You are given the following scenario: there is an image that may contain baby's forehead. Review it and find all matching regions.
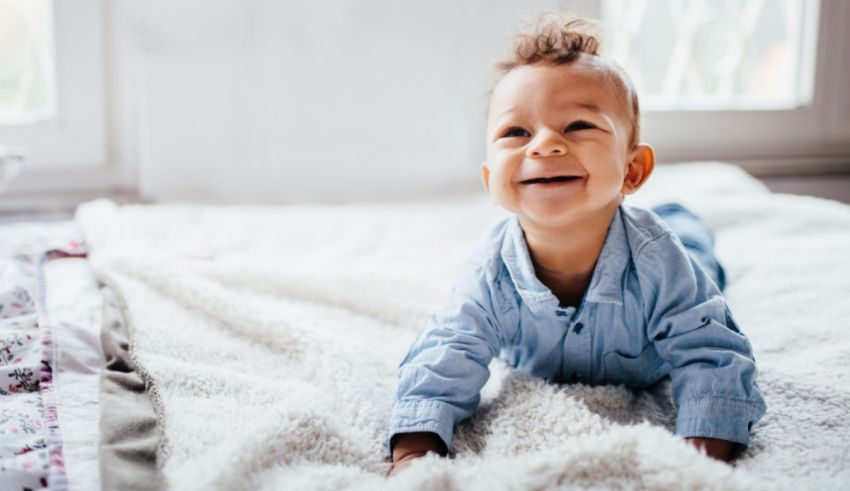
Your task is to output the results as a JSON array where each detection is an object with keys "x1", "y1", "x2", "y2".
[{"x1": 489, "y1": 56, "x2": 633, "y2": 123}]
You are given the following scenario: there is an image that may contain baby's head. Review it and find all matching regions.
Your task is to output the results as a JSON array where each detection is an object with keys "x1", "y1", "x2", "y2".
[{"x1": 483, "y1": 13, "x2": 655, "y2": 229}]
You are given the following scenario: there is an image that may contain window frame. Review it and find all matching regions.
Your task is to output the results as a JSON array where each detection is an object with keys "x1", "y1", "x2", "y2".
[
  {"x1": 579, "y1": 0, "x2": 850, "y2": 174},
  {"x1": 0, "y1": 0, "x2": 134, "y2": 199}
]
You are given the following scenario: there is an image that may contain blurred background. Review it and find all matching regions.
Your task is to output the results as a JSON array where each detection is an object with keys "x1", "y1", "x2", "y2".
[{"x1": 0, "y1": 0, "x2": 848, "y2": 215}]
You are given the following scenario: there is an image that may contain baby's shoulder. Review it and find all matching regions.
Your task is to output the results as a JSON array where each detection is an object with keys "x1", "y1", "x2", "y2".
[
  {"x1": 619, "y1": 205, "x2": 692, "y2": 279},
  {"x1": 619, "y1": 205, "x2": 676, "y2": 254},
  {"x1": 467, "y1": 216, "x2": 514, "y2": 277},
  {"x1": 444, "y1": 217, "x2": 518, "y2": 311}
]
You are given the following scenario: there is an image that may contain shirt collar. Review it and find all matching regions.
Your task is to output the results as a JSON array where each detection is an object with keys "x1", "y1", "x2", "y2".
[{"x1": 500, "y1": 206, "x2": 631, "y2": 313}]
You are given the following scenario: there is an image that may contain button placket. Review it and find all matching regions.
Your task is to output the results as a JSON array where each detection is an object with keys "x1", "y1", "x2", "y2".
[
  {"x1": 569, "y1": 318, "x2": 589, "y2": 382},
  {"x1": 557, "y1": 308, "x2": 587, "y2": 383},
  {"x1": 558, "y1": 309, "x2": 575, "y2": 382},
  {"x1": 580, "y1": 318, "x2": 592, "y2": 382}
]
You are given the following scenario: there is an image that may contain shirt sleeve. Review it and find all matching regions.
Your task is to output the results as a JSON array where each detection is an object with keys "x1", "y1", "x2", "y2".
[
  {"x1": 387, "y1": 262, "x2": 515, "y2": 456},
  {"x1": 637, "y1": 232, "x2": 767, "y2": 446}
]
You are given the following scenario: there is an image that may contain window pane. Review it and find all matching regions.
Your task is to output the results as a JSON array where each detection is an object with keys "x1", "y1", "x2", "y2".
[
  {"x1": 601, "y1": 0, "x2": 819, "y2": 110},
  {"x1": 0, "y1": 0, "x2": 55, "y2": 123}
]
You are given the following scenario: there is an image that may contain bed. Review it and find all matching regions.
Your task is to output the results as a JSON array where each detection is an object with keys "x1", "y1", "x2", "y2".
[{"x1": 1, "y1": 162, "x2": 848, "y2": 490}]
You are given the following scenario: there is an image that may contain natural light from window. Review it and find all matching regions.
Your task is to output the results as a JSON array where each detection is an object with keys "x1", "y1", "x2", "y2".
[
  {"x1": 0, "y1": 0, "x2": 55, "y2": 124},
  {"x1": 601, "y1": 0, "x2": 820, "y2": 111}
]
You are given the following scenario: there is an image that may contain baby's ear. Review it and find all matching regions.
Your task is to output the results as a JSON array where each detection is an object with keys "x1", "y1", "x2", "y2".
[
  {"x1": 481, "y1": 162, "x2": 491, "y2": 192},
  {"x1": 621, "y1": 144, "x2": 655, "y2": 195}
]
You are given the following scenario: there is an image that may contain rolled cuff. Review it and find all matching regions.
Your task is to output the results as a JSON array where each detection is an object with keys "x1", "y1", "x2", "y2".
[
  {"x1": 387, "y1": 399, "x2": 456, "y2": 458},
  {"x1": 675, "y1": 396, "x2": 765, "y2": 446}
]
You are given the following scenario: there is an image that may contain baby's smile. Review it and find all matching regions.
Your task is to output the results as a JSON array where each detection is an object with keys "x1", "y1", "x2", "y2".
[
  {"x1": 520, "y1": 175, "x2": 585, "y2": 185},
  {"x1": 518, "y1": 174, "x2": 586, "y2": 204}
]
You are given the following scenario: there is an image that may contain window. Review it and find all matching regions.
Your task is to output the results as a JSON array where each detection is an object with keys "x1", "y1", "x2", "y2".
[
  {"x1": 0, "y1": 0, "x2": 56, "y2": 123},
  {"x1": 0, "y1": 0, "x2": 114, "y2": 198},
  {"x1": 575, "y1": 0, "x2": 850, "y2": 173},
  {"x1": 601, "y1": 0, "x2": 819, "y2": 111}
]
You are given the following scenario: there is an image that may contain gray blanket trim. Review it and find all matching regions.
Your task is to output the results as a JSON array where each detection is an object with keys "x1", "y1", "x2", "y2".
[{"x1": 98, "y1": 278, "x2": 167, "y2": 491}]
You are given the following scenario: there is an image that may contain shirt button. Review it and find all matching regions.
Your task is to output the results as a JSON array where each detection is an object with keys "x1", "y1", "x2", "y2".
[{"x1": 573, "y1": 322, "x2": 584, "y2": 334}]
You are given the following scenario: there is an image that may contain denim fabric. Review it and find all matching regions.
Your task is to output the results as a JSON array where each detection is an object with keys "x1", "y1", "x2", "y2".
[
  {"x1": 652, "y1": 203, "x2": 726, "y2": 291},
  {"x1": 389, "y1": 204, "x2": 766, "y2": 454}
]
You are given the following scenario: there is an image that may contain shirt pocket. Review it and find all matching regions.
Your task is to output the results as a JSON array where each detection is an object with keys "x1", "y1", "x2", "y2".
[{"x1": 602, "y1": 343, "x2": 667, "y2": 388}]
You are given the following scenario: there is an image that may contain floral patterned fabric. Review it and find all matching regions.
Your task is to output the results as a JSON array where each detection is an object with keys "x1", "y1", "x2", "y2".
[{"x1": 1, "y1": 223, "x2": 86, "y2": 491}]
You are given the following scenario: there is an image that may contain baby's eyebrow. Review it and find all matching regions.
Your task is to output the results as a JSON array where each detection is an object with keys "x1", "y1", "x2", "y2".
[
  {"x1": 496, "y1": 107, "x2": 518, "y2": 119},
  {"x1": 491, "y1": 102, "x2": 609, "y2": 132},
  {"x1": 563, "y1": 102, "x2": 603, "y2": 113},
  {"x1": 499, "y1": 103, "x2": 604, "y2": 118}
]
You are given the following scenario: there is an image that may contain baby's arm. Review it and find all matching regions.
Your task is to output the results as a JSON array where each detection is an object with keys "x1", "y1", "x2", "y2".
[
  {"x1": 639, "y1": 233, "x2": 767, "y2": 457},
  {"x1": 388, "y1": 263, "x2": 514, "y2": 473}
]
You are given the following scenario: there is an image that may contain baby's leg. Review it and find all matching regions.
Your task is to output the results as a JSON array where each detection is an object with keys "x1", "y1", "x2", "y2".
[{"x1": 651, "y1": 203, "x2": 727, "y2": 291}]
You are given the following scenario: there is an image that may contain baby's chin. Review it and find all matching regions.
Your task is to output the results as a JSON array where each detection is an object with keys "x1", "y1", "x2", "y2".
[
  {"x1": 513, "y1": 199, "x2": 620, "y2": 230},
  {"x1": 513, "y1": 203, "x2": 585, "y2": 229}
]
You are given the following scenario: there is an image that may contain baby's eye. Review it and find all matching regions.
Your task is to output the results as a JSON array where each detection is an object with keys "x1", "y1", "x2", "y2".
[
  {"x1": 565, "y1": 120, "x2": 596, "y2": 132},
  {"x1": 501, "y1": 127, "x2": 531, "y2": 138}
]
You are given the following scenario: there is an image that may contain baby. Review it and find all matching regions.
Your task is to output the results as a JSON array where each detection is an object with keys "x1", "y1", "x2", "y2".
[{"x1": 388, "y1": 14, "x2": 766, "y2": 474}]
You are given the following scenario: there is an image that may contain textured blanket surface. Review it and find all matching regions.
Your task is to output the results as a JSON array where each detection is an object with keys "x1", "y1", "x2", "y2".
[{"x1": 76, "y1": 163, "x2": 850, "y2": 490}]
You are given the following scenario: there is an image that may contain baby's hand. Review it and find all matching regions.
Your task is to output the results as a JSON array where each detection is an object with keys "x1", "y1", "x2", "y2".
[
  {"x1": 387, "y1": 432, "x2": 446, "y2": 477},
  {"x1": 686, "y1": 437, "x2": 735, "y2": 462},
  {"x1": 388, "y1": 449, "x2": 431, "y2": 476}
]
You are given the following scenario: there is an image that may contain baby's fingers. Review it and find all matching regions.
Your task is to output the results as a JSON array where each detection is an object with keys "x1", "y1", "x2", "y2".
[{"x1": 387, "y1": 458, "x2": 414, "y2": 477}]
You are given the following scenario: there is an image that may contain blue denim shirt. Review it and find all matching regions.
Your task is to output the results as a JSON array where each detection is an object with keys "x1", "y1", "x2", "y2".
[{"x1": 389, "y1": 204, "x2": 766, "y2": 453}]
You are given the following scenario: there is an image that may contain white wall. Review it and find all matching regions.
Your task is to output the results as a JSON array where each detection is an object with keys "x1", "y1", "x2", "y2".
[
  {"x1": 104, "y1": 0, "x2": 849, "y2": 204},
  {"x1": 122, "y1": 0, "x2": 572, "y2": 203}
]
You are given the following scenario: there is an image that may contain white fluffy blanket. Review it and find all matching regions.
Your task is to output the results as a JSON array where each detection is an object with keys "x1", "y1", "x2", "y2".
[{"x1": 76, "y1": 163, "x2": 850, "y2": 490}]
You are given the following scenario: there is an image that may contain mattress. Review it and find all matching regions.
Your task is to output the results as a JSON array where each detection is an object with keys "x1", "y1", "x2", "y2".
[{"x1": 1, "y1": 162, "x2": 849, "y2": 490}]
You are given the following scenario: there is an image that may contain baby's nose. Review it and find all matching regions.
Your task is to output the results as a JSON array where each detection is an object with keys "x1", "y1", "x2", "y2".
[
  {"x1": 532, "y1": 146, "x2": 565, "y2": 156},
  {"x1": 529, "y1": 135, "x2": 568, "y2": 157}
]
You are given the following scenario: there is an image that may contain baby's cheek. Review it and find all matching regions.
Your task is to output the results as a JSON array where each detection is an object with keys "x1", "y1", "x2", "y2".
[
  {"x1": 494, "y1": 188, "x2": 521, "y2": 213},
  {"x1": 491, "y1": 188, "x2": 513, "y2": 207}
]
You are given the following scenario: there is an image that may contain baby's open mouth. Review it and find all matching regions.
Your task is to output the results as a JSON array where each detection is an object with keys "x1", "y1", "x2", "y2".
[{"x1": 520, "y1": 175, "x2": 583, "y2": 184}]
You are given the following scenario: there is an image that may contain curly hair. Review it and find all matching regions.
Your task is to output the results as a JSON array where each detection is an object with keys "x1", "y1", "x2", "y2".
[{"x1": 494, "y1": 13, "x2": 641, "y2": 149}]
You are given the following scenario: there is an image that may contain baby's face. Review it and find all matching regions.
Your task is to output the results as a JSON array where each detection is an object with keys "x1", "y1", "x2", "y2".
[{"x1": 483, "y1": 57, "x2": 639, "y2": 228}]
